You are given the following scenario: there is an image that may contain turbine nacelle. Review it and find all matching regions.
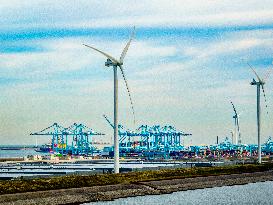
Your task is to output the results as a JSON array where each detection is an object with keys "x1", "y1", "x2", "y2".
[
  {"x1": 83, "y1": 27, "x2": 136, "y2": 124},
  {"x1": 105, "y1": 59, "x2": 124, "y2": 67},
  {"x1": 250, "y1": 78, "x2": 264, "y2": 85},
  {"x1": 250, "y1": 79, "x2": 265, "y2": 85},
  {"x1": 250, "y1": 79, "x2": 257, "y2": 85},
  {"x1": 105, "y1": 59, "x2": 115, "y2": 67}
]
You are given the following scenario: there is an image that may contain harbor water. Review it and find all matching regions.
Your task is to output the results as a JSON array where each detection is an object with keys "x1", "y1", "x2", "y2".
[
  {"x1": 0, "y1": 148, "x2": 46, "y2": 158},
  {"x1": 85, "y1": 181, "x2": 273, "y2": 205}
]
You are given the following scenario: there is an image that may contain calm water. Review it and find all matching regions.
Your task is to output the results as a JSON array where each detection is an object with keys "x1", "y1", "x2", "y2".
[
  {"x1": 85, "y1": 181, "x2": 273, "y2": 205},
  {"x1": 0, "y1": 149, "x2": 47, "y2": 158}
]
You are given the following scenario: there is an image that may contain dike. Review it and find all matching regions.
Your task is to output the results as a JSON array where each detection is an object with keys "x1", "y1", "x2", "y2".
[{"x1": 1, "y1": 163, "x2": 273, "y2": 204}]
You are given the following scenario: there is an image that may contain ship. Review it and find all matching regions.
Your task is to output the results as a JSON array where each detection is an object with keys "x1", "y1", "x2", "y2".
[{"x1": 35, "y1": 144, "x2": 51, "y2": 153}]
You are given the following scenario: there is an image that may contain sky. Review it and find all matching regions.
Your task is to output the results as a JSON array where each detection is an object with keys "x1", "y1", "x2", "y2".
[{"x1": 0, "y1": 0, "x2": 273, "y2": 145}]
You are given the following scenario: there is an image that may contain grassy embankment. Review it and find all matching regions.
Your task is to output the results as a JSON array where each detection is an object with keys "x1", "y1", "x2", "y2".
[{"x1": 1, "y1": 163, "x2": 273, "y2": 195}]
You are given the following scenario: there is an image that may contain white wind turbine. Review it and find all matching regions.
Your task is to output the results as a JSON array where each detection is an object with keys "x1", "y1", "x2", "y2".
[
  {"x1": 83, "y1": 28, "x2": 135, "y2": 173},
  {"x1": 248, "y1": 63, "x2": 272, "y2": 164},
  {"x1": 230, "y1": 101, "x2": 241, "y2": 145}
]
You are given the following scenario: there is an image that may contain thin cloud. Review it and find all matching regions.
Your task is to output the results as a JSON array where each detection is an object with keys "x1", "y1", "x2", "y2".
[{"x1": 1, "y1": 1, "x2": 273, "y2": 144}]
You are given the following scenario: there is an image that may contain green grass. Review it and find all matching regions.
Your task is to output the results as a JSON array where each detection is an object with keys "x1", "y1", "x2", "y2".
[{"x1": 1, "y1": 163, "x2": 273, "y2": 195}]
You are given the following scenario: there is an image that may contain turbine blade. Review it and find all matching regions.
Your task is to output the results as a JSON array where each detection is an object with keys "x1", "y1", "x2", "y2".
[
  {"x1": 247, "y1": 63, "x2": 263, "y2": 82},
  {"x1": 230, "y1": 101, "x2": 237, "y2": 116},
  {"x1": 119, "y1": 65, "x2": 136, "y2": 124},
  {"x1": 261, "y1": 84, "x2": 269, "y2": 114},
  {"x1": 83, "y1": 44, "x2": 119, "y2": 64},
  {"x1": 103, "y1": 114, "x2": 114, "y2": 129},
  {"x1": 120, "y1": 27, "x2": 135, "y2": 63}
]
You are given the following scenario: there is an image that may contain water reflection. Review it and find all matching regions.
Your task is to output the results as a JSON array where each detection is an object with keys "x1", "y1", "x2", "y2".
[{"x1": 85, "y1": 181, "x2": 273, "y2": 205}]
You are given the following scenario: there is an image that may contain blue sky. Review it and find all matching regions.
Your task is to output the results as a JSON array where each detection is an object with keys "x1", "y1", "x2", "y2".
[{"x1": 0, "y1": 0, "x2": 273, "y2": 145}]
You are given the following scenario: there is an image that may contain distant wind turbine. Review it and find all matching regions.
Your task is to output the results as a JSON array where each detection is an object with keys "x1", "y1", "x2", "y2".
[
  {"x1": 230, "y1": 101, "x2": 241, "y2": 145},
  {"x1": 83, "y1": 27, "x2": 135, "y2": 173},
  {"x1": 248, "y1": 63, "x2": 272, "y2": 163}
]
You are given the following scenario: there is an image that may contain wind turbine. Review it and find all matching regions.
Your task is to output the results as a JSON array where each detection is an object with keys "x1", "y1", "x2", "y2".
[
  {"x1": 83, "y1": 28, "x2": 135, "y2": 173},
  {"x1": 248, "y1": 63, "x2": 271, "y2": 164},
  {"x1": 230, "y1": 101, "x2": 241, "y2": 145}
]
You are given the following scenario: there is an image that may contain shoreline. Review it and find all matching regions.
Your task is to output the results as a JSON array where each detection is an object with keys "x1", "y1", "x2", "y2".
[{"x1": 1, "y1": 170, "x2": 273, "y2": 205}]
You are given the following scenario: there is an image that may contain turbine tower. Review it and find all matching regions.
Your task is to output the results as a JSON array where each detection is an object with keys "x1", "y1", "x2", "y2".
[
  {"x1": 84, "y1": 28, "x2": 135, "y2": 173},
  {"x1": 248, "y1": 63, "x2": 268, "y2": 164},
  {"x1": 230, "y1": 131, "x2": 234, "y2": 144},
  {"x1": 230, "y1": 101, "x2": 241, "y2": 145}
]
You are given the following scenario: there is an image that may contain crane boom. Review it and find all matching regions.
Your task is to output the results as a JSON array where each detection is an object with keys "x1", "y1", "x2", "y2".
[{"x1": 103, "y1": 115, "x2": 114, "y2": 128}]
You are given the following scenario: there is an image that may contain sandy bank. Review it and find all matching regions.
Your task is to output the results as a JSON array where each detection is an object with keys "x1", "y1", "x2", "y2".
[{"x1": 0, "y1": 170, "x2": 273, "y2": 205}]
